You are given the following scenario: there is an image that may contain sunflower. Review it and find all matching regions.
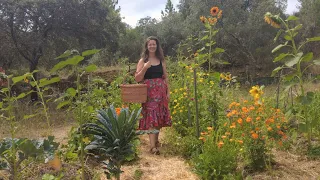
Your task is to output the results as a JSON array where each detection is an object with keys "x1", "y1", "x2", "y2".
[
  {"x1": 208, "y1": 17, "x2": 217, "y2": 25},
  {"x1": 264, "y1": 12, "x2": 281, "y2": 28},
  {"x1": 249, "y1": 85, "x2": 263, "y2": 100},
  {"x1": 210, "y1": 7, "x2": 219, "y2": 16},
  {"x1": 225, "y1": 74, "x2": 232, "y2": 81},
  {"x1": 220, "y1": 73, "x2": 226, "y2": 79},
  {"x1": 217, "y1": 10, "x2": 223, "y2": 19},
  {"x1": 200, "y1": 16, "x2": 207, "y2": 23}
]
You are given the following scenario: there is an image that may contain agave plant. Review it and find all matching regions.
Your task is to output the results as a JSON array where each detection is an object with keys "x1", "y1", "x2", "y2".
[{"x1": 82, "y1": 105, "x2": 141, "y2": 180}]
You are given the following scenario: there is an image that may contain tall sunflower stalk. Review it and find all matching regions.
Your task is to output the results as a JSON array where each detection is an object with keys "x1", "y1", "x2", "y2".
[
  {"x1": 265, "y1": 12, "x2": 320, "y2": 147},
  {"x1": 199, "y1": 6, "x2": 224, "y2": 72}
]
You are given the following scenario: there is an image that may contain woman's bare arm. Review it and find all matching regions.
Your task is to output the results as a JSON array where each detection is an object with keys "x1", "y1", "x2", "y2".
[{"x1": 135, "y1": 59, "x2": 151, "y2": 82}]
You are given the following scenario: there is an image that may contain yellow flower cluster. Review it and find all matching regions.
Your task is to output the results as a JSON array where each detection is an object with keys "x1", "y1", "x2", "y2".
[
  {"x1": 171, "y1": 87, "x2": 189, "y2": 115},
  {"x1": 249, "y1": 85, "x2": 264, "y2": 102},
  {"x1": 220, "y1": 73, "x2": 232, "y2": 81}
]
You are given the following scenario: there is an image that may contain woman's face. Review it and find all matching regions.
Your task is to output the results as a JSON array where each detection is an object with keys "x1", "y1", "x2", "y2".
[{"x1": 147, "y1": 40, "x2": 157, "y2": 53}]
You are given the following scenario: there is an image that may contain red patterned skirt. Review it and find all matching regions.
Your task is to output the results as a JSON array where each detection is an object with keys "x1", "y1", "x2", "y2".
[{"x1": 139, "y1": 78, "x2": 172, "y2": 130}]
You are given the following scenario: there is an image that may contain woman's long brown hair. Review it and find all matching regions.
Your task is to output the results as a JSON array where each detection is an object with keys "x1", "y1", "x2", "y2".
[{"x1": 141, "y1": 36, "x2": 164, "y2": 63}]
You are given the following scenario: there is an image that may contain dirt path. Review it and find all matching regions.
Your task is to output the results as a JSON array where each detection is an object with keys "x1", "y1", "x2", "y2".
[{"x1": 118, "y1": 134, "x2": 199, "y2": 180}]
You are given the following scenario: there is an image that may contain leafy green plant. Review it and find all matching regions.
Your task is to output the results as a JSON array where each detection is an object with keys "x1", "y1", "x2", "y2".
[
  {"x1": 265, "y1": 12, "x2": 320, "y2": 147},
  {"x1": 0, "y1": 136, "x2": 59, "y2": 179},
  {"x1": 162, "y1": 128, "x2": 202, "y2": 159},
  {"x1": 17, "y1": 71, "x2": 60, "y2": 132},
  {"x1": 51, "y1": 49, "x2": 100, "y2": 180},
  {"x1": 192, "y1": 126, "x2": 239, "y2": 179},
  {"x1": 82, "y1": 105, "x2": 141, "y2": 180},
  {"x1": 42, "y1": 173, "x2": 64, "y2": 180},
  {"x1": 0, "y1": 70, "x2": 60, "y2": 179}
]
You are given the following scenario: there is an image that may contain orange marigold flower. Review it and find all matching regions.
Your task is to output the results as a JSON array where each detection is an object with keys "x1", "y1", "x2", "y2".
[
  {"x1": 242, "y1": 107, "x2": 248, "y2": 113},
  {"x1": 235, "y1": 103, "x2": 240, "y2": 107},
  {"x1": 255, "y1": 127, "x2": 260, "y2": 131},
  {"x1": 282, "y1": 135, "x2": 287, "y2": 139},
  {"x1": 237, "y1": 118, "x2": 243, "y2": 124},
  {"x1": 218, "y1": 141, "x2": 224, "y2": 148},
  {"x1": 256, "y1": 116, "x2": 261, "y2": 121},
  {"x1": 277, "y1": 125, "x2": 281, "y2": 129},
  {"x1": 246, "y1": 117, "x2": 252, "y2": 123},
  {"x1": 207, "y1": 126, "x2": 213, "y2": 131},
  {"x1": 230, "y1": 122, "x2": 236, "y2": 129},
  {"x1": 267, "y1": 127, "x2": 273, "y2": 131},
  {"x1": 115, "y1": 108, "x2": 121, "y2": 116},
  {"x1": 221, "y1": 135, "x2": 227, "y2": 139},
  {"x1": 278, "y1": 141, "x2": 283, "y2": 146},
  {"x1": 252, "y1": 133, "x2": 259, "y2": 139},
  {"x1": 201, "y1": 132, "x2": 208, "y2": 136},
  {"x1": 200, "y1": 16, "x2": 207, "y2": 23},
  {"x1": 210, "y1": 7, "x2": 219, "y2": 16},
  {"x1": 231, "y1": 110, "x2": 238, "y2": 115},
  {"x1": 238, "y1": 140, "x2": 243, "y2": 144},
  {"x1": 199, "y1": 137, "x2": 206, "y2": 142},
  {"x1": 227, "y1": 112, "x2": 233, "y2": 117},
  {"x1": 243, "y1": 100, "x2": 248, "y2": 103}
]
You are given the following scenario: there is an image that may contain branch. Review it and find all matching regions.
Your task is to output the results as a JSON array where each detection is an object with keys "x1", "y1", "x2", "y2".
[
  {"x1": 8, "y1": 12, "x2": 32, "y2": 63},
  {"x1": 223, "y1": 29, "x2": 256, "y2": 63}
]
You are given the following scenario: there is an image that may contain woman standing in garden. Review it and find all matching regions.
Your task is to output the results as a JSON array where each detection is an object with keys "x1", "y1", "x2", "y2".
[{"x1": 135, "y1": 36, "x2": 172, "y2": 155}]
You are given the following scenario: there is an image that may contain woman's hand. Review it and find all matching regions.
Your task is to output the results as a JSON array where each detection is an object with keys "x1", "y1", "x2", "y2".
[{"x1": 144, "y1": 61, "x2": 152, "y2": 69}]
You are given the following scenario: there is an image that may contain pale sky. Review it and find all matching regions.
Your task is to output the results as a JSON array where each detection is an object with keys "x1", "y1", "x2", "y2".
[{"x1": 118, "y1": 0, "x2": 300, "y2": 27}]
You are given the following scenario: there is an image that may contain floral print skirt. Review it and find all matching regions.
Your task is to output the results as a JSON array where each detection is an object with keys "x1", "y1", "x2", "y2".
[{"x1": 139, "y1": 78, "x2": 172, "y2": 130}]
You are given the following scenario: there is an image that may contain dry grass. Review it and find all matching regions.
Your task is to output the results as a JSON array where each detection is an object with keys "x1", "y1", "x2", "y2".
[
  {"x1": 250, "y1": 150, "x2": 320, "y2": 180},
  {"x1": 0, "y1": 101, "x2": 75, "y2": 140},
  {"x1": 117, "y1": 133, "x2": 199, "y2": 180}
]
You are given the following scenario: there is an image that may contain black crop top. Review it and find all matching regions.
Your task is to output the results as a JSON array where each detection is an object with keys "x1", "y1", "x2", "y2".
[{"x1": 144, "y1": 61, "x2": 163, "y2": 79}]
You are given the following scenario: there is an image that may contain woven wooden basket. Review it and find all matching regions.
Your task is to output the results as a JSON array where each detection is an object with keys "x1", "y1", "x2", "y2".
[{"x1": 120, "y1": 84, "x2": 147, "y2": 103}]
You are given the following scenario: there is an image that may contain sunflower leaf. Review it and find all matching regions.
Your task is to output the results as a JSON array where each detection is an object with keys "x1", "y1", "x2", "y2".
[
  {"x1": 271, "y1": 66, "x2": 283, "y2": 77},
  {"x1": 286, "y1": 15, "x2": 299, "y2": 21},
  {"x1": 314, "y1": 59, "x2": 320, "y2": 65},
  {"x1": 272, "y1": 44, "x2": 286, "y2": 53},
  {"x1": 301, "y1": 52, "x2": 313, "y2": 63},
  {"x1": 285, "y1": 52, "x2": 303, "y2": 67},
  {"x1": 307, "y1": 37, "x2": 320, "y2": 42},
  {"x1": 274, "y1": 29, "x2": 283, "y2": 42},
  {"x1": 274, "y1": 53, "x2": 293, "y2": 62}
]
